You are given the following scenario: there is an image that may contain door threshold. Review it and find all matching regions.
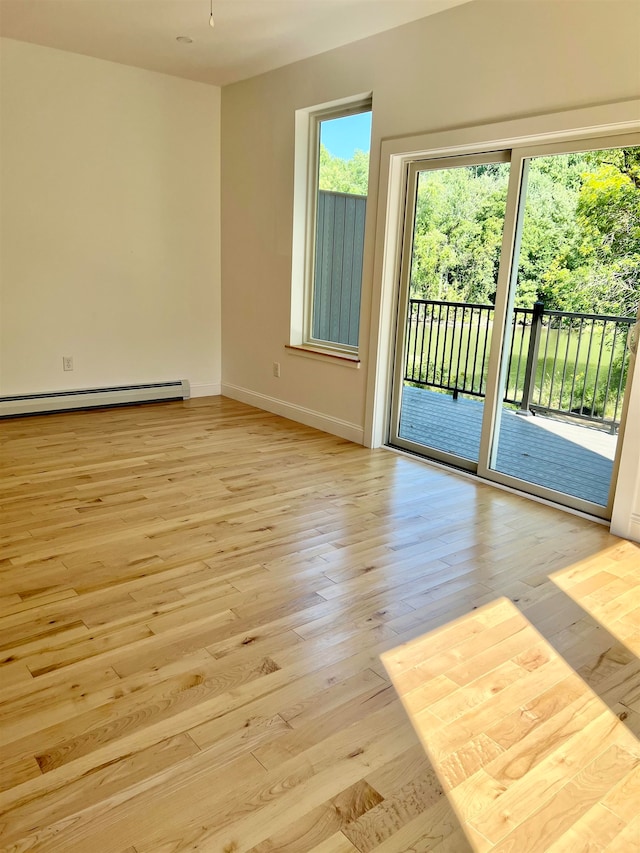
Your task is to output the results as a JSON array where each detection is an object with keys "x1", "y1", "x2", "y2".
[{"x1": 383, "y1": 443, "x2": 610, "y2": 527}]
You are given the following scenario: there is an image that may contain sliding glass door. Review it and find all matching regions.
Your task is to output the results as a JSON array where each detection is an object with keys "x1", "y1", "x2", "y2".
[
  {"x1": 389, "y1": 137, "x2": 640, "y2": 518},
  {"x1": 390, "y1": 152, "x2": 511, "y2": 470}
]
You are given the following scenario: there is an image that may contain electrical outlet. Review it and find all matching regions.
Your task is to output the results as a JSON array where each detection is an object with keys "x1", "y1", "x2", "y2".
[
  {"x1": 273, "y1": 361, "x2": 281, "y2": 378},
  {"x1": 63, "y1": 356, "x2": 74, "y2": 371}
]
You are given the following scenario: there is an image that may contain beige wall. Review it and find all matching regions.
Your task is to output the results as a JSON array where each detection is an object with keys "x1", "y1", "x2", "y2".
[
  {"x1": 220, "y1": 0, "x2": 640, "y2": 440},
  {"x1": 0, "y1": 38, "x2": 221, "y2": 397}
]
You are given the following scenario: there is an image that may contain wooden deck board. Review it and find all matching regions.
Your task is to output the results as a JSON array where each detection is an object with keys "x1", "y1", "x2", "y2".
[{"x1": 398, "y1": 385, "x2": 616, "y2": 505}]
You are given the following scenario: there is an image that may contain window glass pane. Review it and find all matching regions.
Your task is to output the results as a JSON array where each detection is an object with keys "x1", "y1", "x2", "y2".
[
  {"x1": 311, "y1": 109, "x2": 371, "y2": 347},
  {"x1": 318, "y1": 112, "x2": 371, "y2": 194},
  {"x1": 490, "y1": 146, "x2": 640, "y2": 506},
  {"x1": 397, "y1": 160, "x2": 511, "y2": 464}
]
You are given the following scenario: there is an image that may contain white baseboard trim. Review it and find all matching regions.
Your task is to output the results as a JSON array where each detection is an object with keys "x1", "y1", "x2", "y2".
[
  {"x1": 629, "y1": 512, "x2": 640, "y2": 544},
  {"x1": 611, "y1": 510, "x2": 640, "y2": 543},
  {"x1": 190, "y1": 383, "x2": 222, "y2": 398},
  {"x1": 221, "y1": 383, "x2": 364, "y2": 444},
  {"x1": 0, "y1": 381, "x2": 190, "y2": 417}
]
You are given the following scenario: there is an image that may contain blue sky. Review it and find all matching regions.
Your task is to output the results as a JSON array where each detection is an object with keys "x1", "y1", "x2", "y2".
[{"x1": 320, "y1": 111, "x2": 372, "y2": 160}]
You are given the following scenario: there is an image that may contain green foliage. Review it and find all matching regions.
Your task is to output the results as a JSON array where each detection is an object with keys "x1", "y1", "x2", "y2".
[
  {"x1": 318, "y1": 145, "x2": 369, "y2": 196},
  {"x1": 409, "y1": 147, "x2": 640, "y2": 317},
  {"x1": 410, "y1": 166, "x2": 510, "y2": 304}
]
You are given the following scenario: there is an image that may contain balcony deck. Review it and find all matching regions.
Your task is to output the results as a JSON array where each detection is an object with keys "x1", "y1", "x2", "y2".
[{"x1": 397, "y1": 385, "x2": 617, "y2": 506}]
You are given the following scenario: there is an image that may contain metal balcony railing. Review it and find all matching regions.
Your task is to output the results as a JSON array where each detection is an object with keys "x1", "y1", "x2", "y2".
[{"x1": 404, "y1": 298, "x2": 635, "y2": 431}]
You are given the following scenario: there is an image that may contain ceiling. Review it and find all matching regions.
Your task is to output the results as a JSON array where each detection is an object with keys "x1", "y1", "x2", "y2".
[{"x1": 0, "y1": 0, "x2": 472, "y2": 87}]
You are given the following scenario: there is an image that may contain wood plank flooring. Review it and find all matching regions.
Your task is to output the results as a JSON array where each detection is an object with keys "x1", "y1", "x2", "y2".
[
  {"x1": 0, "y1": 396, "x2": 639, "y2": 852},
  {"x1": 382, "y1": 598, "x2": 640, "y2": 852}
]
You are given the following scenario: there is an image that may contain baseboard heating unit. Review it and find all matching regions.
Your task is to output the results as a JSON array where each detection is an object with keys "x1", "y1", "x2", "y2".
[{"x1": 0, "y1": 380, "x2": 190, "y2": 418}]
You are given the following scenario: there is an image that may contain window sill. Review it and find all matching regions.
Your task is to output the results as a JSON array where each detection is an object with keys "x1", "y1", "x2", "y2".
[{"x1": 285, "y1": 344, "x2": 361, "y2": 368}]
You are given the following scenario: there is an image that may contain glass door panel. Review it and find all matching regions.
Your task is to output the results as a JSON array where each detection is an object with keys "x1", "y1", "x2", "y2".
[
  {"x1": 488, "y1": 146, "x2": 640, "y2": 512},
  {"x1": 390, "y1": 154, "x2": 511, "y2": 469}
]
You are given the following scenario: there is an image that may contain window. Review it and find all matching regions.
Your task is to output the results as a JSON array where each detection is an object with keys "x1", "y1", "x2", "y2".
[{"x1": 291, "y1": 96, "x2": 372, "y2": 356}]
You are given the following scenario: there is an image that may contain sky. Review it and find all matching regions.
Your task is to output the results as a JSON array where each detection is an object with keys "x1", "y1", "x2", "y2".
[{"x1": 320, "y1": 111, "x2": 372, "y2": 160}]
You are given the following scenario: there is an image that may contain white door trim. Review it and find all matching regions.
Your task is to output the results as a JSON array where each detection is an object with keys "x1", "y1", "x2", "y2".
[{"x1": 365, "y1": 99, "x2": 640, "y2": 530}]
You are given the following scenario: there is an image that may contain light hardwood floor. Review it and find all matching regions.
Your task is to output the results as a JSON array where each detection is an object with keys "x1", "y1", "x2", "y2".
[
  {"x1": 382, "y1": 598, "x2": 640, "y2": 852},
  {"x1": 0, "y1": 396, "x2": 638, "y2": 852}
]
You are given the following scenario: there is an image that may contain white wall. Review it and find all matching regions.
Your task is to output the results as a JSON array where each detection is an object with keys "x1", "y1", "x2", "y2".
[{"x1": 0, "y1": 39, "x2": 221, "y2": 398}]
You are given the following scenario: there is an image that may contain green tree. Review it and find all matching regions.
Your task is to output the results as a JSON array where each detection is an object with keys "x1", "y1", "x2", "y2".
[
  {"x1": 518, "y1": 157, "x2": 583, "y2": 309},
  {"x1": 408, "y1": 146, "x2": 640, "y2": 317},
  {"x1": 411, "y1": 164, "x2": 510, "y2": 303},
  {"x1": 533, "y1": 150, "x2": 640, "y2": 315},
  {"x1": 318, "y1": 146, "x2": 369, "y2": 195}
]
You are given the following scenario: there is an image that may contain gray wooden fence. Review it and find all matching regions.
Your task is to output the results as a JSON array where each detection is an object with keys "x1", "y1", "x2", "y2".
[{"x1": 312, "y1": 190, "x2": 366, "y2": 347}]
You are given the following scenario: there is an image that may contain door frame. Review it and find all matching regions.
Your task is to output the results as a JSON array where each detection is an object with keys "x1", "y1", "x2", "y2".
[
  {"x1": 364, "y1": 100, "x2": 640, "y2": 521},
  {"x1": 388, "y1": 150, "x2": 511, "y2": 473},
  {"x1": 478, "y1": 135, "x2": 640, "y2": 519}
]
